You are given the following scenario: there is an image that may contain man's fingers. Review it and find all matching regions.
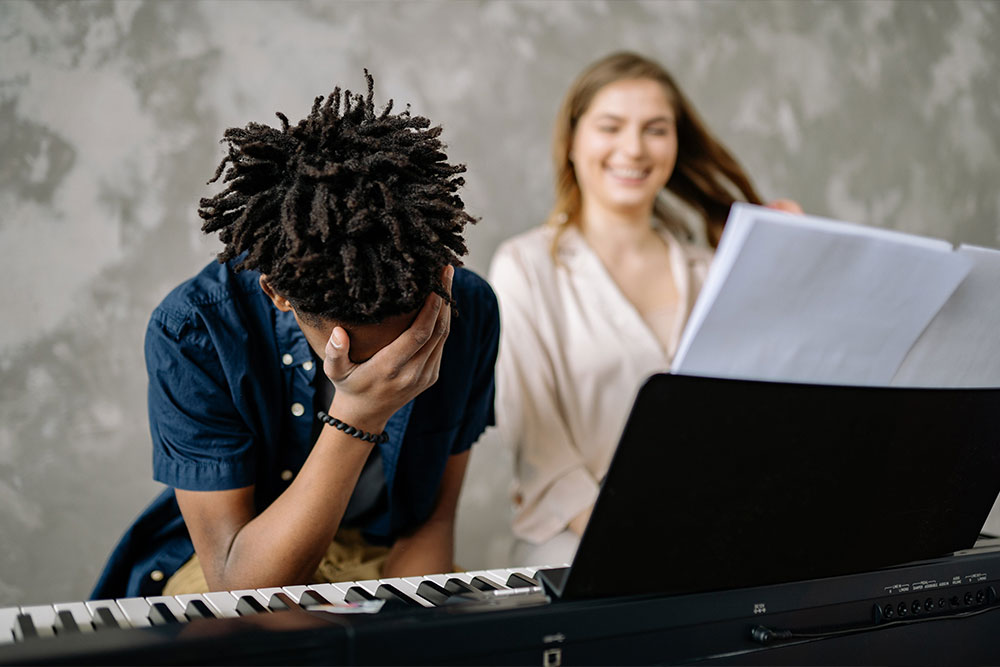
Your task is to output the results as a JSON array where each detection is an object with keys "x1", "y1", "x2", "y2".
[{"x1": 324, "y1": 326, "x2": 356, "y2": 381}]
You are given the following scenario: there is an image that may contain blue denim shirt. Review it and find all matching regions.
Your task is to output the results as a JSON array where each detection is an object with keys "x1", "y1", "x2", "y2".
[{"x1": 91, "y1": 259, "x2": 498, "y2": 599}]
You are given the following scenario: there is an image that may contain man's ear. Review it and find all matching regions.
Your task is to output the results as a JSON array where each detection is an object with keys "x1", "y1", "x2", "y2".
[{"x1": 259, "y1": 275, "x2": 294, "y2": 312}]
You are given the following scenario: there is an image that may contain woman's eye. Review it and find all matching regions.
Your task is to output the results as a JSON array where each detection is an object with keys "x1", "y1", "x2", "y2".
[
  {"x1": 597, "y1": 125, "x2": 619, "y2": 133},
  {"x1": 646, "y1": 126, "x2": 670, "y2": 136}
]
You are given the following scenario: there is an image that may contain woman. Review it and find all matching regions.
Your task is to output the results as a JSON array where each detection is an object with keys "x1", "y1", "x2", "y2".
[{"x1": 489, "y1": 52, "x2": 800, "y2": 566}]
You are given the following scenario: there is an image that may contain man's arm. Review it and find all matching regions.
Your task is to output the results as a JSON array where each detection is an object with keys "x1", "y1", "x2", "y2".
[
  {"x1": 175, "y1": 267, "x2": 454, "y2": 592},
  {"x1": 381, "y1": 449, "x2": 470, "y2": 577}
]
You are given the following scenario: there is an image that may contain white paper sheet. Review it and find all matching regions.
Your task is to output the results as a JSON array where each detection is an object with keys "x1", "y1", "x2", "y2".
[
  {"x1": 891, "y1": 245, "x2": 1000, "y2": 387},
  {"x1": 671, "y1": 204, "x2": 972, "y2": 386}
]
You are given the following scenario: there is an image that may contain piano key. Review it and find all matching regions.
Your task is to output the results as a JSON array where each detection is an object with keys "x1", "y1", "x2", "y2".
[
  {"x1": 53, "y1": 602, "x2": 95, "y2": 633},
  {"x1": 267, "y1": 592, "x2": 301, "y2": 612},
  {"x1": 235, "y1": 595, "x2": 268, "y2": 616},
  {"x1": 115, "y1": 597, "x2": 152, "y2": 628},
  {"x1": 86, "y1": 600, "x2": 129, "y2": 628},
  {"x1": 415, "y1": 580, "x2": 454, "y2": 605},
  {"x1": 147, "y1": 602, "x2": 181, "y2": 625},
  {"x1": 13, "y1": 614, "x2": 38, "y2": 641},
  {"x1": 18, "y1": 605, "x2": 57, "y2": 638},
  {"x1": 183, "y1": 599, "x2": 217, "y2": 620},
  {"x1": 145, "y1": 596, "x2": 187, "y2": 622},
  {"x1": 53, "y1": 610, "x2": 80, "y2": 635},
  {"x1": 374, "y1": 583, "x2": 423, "y2": 607},
  {"x1": 379, "y1": 579, "x2": 434, "y2": 608},
  {"x1": 444, "y1": 578, "x2": 485, "y2": 598},
  {"x1": 202, "y1": 592, "x2": 242, "y2": 618},
  {"x1": 255, "y1": 587, "x2": 285, "y2": 603},
  {"x1": 506, "y1": 572, "x2": 540, "y2": 589},
  {"x1": 298, "y1": 589, "x2": 332, "y2": 608},
  {"x1": 309, "y1": 583, "x2": 348, "y2": 604},
  {"x1": 470, "y1": 575, "x2": 503, "y2": 591},
  {"x1": 344, "y1": 586, "x2": 377, "y2": 603},
  {"x1": 91, "y1": 607, "x2": 122, "y2": 631},
  {"x1": 231, "y1": 589, "x2": 270, "y2": 607},
  {"x1": 1, "y1": 607, "x2": 23, "y2": 644},
  {"x1": 281, "y1": 585, "x2": 311, "y2": 604}
]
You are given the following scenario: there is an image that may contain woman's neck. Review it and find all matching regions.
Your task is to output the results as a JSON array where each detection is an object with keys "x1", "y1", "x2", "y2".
[{"x1": 579, "y1": 200, "x2": 660, "y2": 255}]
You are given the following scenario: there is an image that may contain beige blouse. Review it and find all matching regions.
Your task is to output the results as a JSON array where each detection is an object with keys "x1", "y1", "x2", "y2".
[{"x1": 488, "y1": 223, "x2": 713, "y2": 546}]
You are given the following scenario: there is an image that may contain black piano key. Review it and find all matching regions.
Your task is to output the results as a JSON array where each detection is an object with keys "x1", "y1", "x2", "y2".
[
  {"x1": 375, "y1": 584, "x2": 422, "y2": 607},
  {"x1": 445, "y1": 578, "x2": 485, "y2": 597},
  {"x1": 147, "y1": 602, "x2": 180, "y2": 625},
  {"x1": 184, "y1": 599, "x2": 217, "y2": 620},
  {"x1": 53, "y1": 610, "x2": 81, "y2": 634},
  {"x1": 268, "y1": 592, "x2": 302, "y2": 612},
  {"x1": 415, "y1": 580, "x2": 454, "y2": 605},
  {"x1": 298, "y1": 590, "x2": 332, "y2": 608},
  {"x1": 344, "y1": 586, "x2": 377, "y2": 603},
  {"x1": 235, "y1": 595, "x2": 268, "y2": 616},
  {"x1": 506, "y1": 572, "x2": 540, "y2": 589},
  {"x1": 470, "y1": 575, "x2": 502, "y2": 591},
  {"x1": 13, "y1": 614, "x2": 39, "y2": 641},
  {"x1": 92, "y1": 606, "x2": 120, "y2": 631}
]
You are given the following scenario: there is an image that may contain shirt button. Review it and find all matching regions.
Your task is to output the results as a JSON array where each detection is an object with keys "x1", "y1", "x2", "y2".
[
  {"x1": 282, "y1": 353, "x2": 294, "y2": 365},
  {"x1": 281, "y1": 469, "x2": 294, "y2": 482},
  {"x1": 150, "y1": 570, "x2": 165, "y2": 582},
  {"x1": 291, "y1": 402, "x2": 305, "y2": 417},
  {"x1": 302, "y1": 361, "x2": 314, "y2": 371}
]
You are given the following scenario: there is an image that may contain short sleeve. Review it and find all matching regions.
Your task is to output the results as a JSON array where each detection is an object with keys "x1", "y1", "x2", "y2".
[
  {"x1": 450, "y1": 271, "x2": 500, "y2": 455},
  {"x1": 146, "y1": 311, "x2": 256, "y2": 491}
]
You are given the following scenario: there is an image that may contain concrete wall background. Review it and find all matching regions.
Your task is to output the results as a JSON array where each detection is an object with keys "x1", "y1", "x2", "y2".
[{"x1": 1, "y1": 0, "x2": 998, "y2": 605}]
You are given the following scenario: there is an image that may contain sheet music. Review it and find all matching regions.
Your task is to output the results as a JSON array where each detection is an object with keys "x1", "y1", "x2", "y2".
[
  {"x1": 891, "y1": 244, "x2": 1000, "y2": 387},
  {"x1": 671, "y1": 203, "x2": 972, "y2": 386}
]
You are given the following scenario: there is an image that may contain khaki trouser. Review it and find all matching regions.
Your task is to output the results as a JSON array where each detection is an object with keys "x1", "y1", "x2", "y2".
[{"x1": 163, "y1": 528, "x2": 390, "y2": 595}]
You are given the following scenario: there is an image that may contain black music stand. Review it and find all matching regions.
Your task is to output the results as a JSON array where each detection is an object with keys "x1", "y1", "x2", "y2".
[{"x1": 538, "y1": 373, "x2": 1000, "y2": 600}]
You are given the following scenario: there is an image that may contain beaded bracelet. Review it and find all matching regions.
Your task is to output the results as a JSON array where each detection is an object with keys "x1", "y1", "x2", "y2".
[{"x1": 316, "y1": 410, "x2": 389, "y2": 444}]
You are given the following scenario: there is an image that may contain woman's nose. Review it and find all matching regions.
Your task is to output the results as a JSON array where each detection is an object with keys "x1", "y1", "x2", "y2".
[{"x1": 618, "y1": 128, "x2": 644, "y2": 157}]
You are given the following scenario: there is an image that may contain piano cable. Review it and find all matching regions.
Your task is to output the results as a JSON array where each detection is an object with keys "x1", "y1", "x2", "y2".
[{"x1": 751, "y1": 600, "x2": 1000, "y2": 646}]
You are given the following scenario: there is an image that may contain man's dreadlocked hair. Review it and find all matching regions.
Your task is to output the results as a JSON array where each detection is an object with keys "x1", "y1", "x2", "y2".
[{"x1": 198, "y1": 71, "x2": 475, "y2": 325}]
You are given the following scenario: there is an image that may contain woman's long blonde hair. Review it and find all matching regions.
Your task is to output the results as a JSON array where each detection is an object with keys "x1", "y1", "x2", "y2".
[{"x1": 549, "y1": 52, "x2": 762, "y2": 251}]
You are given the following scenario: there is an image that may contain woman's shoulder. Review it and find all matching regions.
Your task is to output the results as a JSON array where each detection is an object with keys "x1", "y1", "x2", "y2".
[{"x1": 491, "y1": 225, "x2": 564, "y2": 276}]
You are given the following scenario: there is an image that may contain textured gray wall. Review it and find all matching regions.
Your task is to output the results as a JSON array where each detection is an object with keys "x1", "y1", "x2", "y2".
[{"x1": 1, "y1": 0, "x2": 998, "y2": 606}]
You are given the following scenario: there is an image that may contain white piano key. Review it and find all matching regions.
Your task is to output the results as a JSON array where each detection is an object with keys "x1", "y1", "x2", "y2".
[
  {"x1": 145, "y1": 596, "x2": 187, "y2": 622},
  {"x1": 379, "y1": 578, "x2": 434, "y2": 607},
  {"x1": 19, "y1": 606, "x2": 57, "y2": 638},
  {"x1": 52, "y1": 602, "x2": 95, "y2": 633},
  {"x1": 407, "y1": 573, "x2": 450, "y2": 587},
  {"x1": 306, "y1": 583, "x2": 347, "y2": 605},
  {"x1": 0, "y1": 607, "x2": 21, "y2": 644},
  {"x1": 350, "y1": 579, "x2": 381, "y2": 595},
  {"x1": 467, "y1": 569, "x2": 509, "y2": 589},
  {"x1": 85, "y1": 600, "x2": 129, "y2": 627},
  {"x1": 116, "y1": 597, "x2": 152, "y2": 627},
  {"x1": 441, "y1": 570, "x2": 475, "y2": 584},
  {"x1": 231, "y1": 588, "x2": 270, "y2": 608},
  {"x1": 255, "y1": 587, "x2": 286, "y2": 607},
  {"x1": 280, "y1": 585, "x2": 310, "y2": 604},
  {"x1": 202, "y1": 591, "x2": 241, "y2": 618}
]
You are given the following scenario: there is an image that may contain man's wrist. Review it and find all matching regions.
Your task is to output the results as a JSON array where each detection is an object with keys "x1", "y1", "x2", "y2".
[{"x1": 326, "y1": 397, "x2": 390, "y2": 436}]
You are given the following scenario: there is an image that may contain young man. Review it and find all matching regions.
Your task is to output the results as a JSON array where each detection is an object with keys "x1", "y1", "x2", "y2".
[{"x1": 92, "y1": 73, "x2": 499, "y2": 597}]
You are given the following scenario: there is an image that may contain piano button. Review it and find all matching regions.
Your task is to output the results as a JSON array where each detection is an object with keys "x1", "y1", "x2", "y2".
[
  {"x1": 19, "y1": 605, "x2": 57, "y2": 638},
  {"x1": 13, "y1": 614, "x2": 39, "y2": 641},
  {"x1": 281, "y1": 585, "x2": 311, "y2": 604},
  {"x1": 415, "y1": 580, "x2": 454, "y2": 606},
  {"x1": 379, "y1": 579, "x2": 434, "y2": 608},
  {"x1": 298, "y1": 590, "x2": 332, "y2": 608},
  {"x1": 148, "y1": 601, "x2": 181, "y2": 625},
  {"x1": 309, "y1": 583, "x2": 347, "y2": 604},
  {"x1": 235, "y1": 595, "x2": 268, "y2": 616},
  {"x1": 202, "y1": 592, "x2": 242, "y2": 618},
  {"x1": 267, "y1": 592, "x2": 301, "y2": 612},
  {"x1": 445, "y1": 578, "x2": 485, "y2": 598},
  {"x1": 53, "y1": 610, "x2": 81, "y2": 634},
  {"x1": 86, "y1": 600, "x2": 128, "y2": 627},
  {"x1": 374, "y1": 583, "x2": 423, "y2": 607},
  {"x1": 506, "y1": 572, "x2": 540, "y2": 589},
  {"x1": 1, "y1": 607, "x2": 22, "y2": 644},
  {"x1": 231, "y1": 589, "x2": 270, "y2": 607},
  {"x1": 470, "y1": 575, "x2": 503, "y2": 591},
  {"x1": 183, "y1": 599, "x2": 217, "y2": 620},
  {"x1": 116, "y1": 597, "x2": 152, "y2": 627},
  {"x1": 344, "y1": 586, "x2": 377, "y2": 603},
  {"x1": 255, "y1": 587, "x2": 286, "y2": 604},
  {"x1": 91, "y1": 606, "x2": 122, "y2": 631},
  {"x1": 53, "y1": 602, "x2": 95, "y2": 633},
  {"x1": 145, "y1": 596, "x2": 187, "y2": 623}
]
